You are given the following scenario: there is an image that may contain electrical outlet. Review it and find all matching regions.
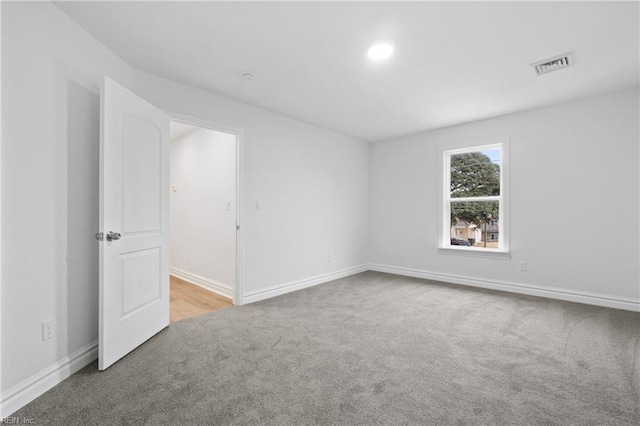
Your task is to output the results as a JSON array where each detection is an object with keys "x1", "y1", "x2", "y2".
[
  {"x1": 520, "y1": 261, "x2": 528, "y2": 272},
  {"x1": 42, "y1": 320, "x2": 54, "y2": 341}
]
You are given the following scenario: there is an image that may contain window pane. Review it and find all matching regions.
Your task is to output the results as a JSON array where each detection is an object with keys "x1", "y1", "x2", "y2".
[
  {"x1": 450, "y1": 150, "x2": 500, "y2": 198},
  {"x1": 450, "y1": 200, "x2": 499, "y2": 248}
]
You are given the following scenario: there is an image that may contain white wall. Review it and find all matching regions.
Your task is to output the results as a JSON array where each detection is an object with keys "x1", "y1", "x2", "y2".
[
  {"x1": 1, "y1": 1, "x2": 370, "y2": 414},
  {"x1": 8, "y1": 0, "x2": 635, "y2": 418},
  {"x1": 1, "y1": 1, "x2": 133, "y2": 412},
  {"x1": 170, "y1": 128, "x2": 237, "y2": 294},
  {"x1": 370, "y1": 88, "x2": 639, "y2": 305},
  {"x1": 133, "y1": 71, "x2": 371, "y2": 299}
]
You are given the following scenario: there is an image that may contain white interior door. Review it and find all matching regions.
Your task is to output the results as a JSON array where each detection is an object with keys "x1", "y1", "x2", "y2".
[{"x1": 98, "y1": 77, "x2": 170, "y2": 370}]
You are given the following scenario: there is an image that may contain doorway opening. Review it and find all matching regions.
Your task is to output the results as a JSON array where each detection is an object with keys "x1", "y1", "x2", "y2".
[{"x1": 168, "y1": 118, "x2": 239, "y2": 322}]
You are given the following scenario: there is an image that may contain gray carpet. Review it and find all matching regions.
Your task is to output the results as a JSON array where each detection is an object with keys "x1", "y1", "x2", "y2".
[{"x1": 12, "y1": 271, "x2": 640, "y2": 425}]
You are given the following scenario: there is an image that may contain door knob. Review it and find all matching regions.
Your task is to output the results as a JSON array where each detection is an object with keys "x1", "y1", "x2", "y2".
[{"x1": 106, "y1": 231, "x2": 121, "y2": 242}]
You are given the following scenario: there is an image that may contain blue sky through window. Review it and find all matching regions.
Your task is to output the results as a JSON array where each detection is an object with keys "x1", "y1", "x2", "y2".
[{"x1": 481, "y1": 148, "x2": 501, "y2": 165}]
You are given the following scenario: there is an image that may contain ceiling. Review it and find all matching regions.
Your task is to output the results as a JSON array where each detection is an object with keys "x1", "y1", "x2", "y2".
[{"x1": 55, "y1": 1, "x2": 639, "y2": 142}]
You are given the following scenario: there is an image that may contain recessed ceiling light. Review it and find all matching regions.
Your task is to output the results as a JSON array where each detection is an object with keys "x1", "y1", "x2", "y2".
[{"x1": 367, "y1": 41, "x2": 395, "y2": 60}]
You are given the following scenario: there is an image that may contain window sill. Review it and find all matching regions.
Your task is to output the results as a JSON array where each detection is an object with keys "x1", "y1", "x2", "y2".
[{"x1": 437, "y1": 246, "x2": 511, "y2": 260}]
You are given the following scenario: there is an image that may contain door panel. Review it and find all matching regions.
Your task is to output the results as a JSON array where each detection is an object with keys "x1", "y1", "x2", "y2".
[
  {"x1": 122, "y1": 116, "x2": 161, "y2": 234},
  {"x1": 121, "y1": 248, "x2": 161, "y2": 317},
  {"x1": 99, "y1": 77, "x2": 169, "y2": 370}
]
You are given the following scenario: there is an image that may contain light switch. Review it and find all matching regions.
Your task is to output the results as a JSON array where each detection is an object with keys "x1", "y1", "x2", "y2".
[{"x1": 255, "y1": 200, "x2": 261, "y2": 210}]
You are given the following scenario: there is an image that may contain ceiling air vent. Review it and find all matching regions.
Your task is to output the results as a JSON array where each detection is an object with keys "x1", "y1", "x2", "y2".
[{"x1": 530, "y1": 52, "x2": 574, "y2": 76}]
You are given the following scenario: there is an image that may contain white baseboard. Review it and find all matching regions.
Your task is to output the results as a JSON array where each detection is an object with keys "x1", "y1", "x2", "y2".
[
  {"x1": 170, "y1": 267, "x2": 233, "y2": 300},
  {"x1": 243, "y1": 264, "x2": 369, "y2": 304},
  {"x1": 369, "y1": 263, "x2": 640, "y2": 312},
  {"x1": 0, "y1": 340, "x2": 98, "y2": 418}
]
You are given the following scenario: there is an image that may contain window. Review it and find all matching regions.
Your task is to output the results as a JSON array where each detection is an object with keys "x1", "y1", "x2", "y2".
[{"x1": 440, "y1": 141, "x2": 509, "y2": 257}]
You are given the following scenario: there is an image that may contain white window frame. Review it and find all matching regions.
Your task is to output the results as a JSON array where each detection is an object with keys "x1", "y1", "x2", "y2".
[{"x1": 438, "y1": 140, "x2": 510, "y2": 259}]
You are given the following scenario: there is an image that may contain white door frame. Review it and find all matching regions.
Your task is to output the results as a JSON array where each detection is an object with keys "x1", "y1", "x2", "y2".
[{"x1": 165, "y1": 111, "x2": 244, "y2": 306}]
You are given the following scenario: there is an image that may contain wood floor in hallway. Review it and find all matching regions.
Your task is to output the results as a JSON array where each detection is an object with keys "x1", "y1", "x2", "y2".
[{"x1": 170, "y1": 275, "x2": 233, "y2": 323}]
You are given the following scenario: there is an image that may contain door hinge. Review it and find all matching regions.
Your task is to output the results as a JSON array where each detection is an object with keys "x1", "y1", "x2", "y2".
[
  {"x1": 95, "y1": 232, "x2": 104, "y2": 241},
  {"x1": 236, "y1": 225, "x2": 240, "y2": 231}
]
